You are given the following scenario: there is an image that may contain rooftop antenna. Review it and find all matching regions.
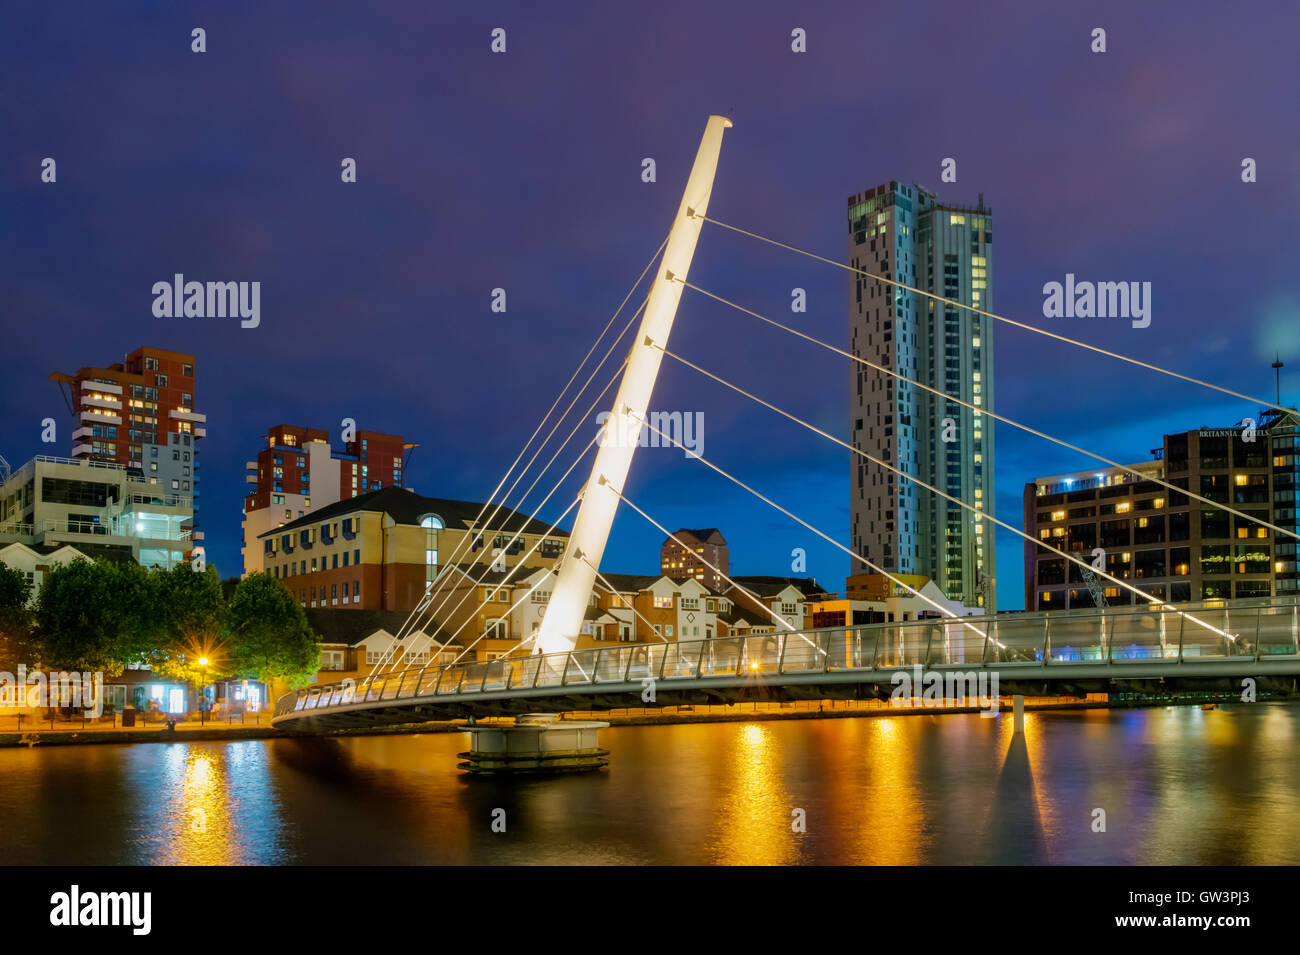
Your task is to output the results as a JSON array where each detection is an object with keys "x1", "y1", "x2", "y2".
[{"x1": 1273, "y1": 353, "x2": 1284, "y2": 407}]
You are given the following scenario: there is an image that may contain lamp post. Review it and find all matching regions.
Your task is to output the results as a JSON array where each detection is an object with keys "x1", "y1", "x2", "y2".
[{"x1": 198, "y1": 657, "x2": 209, "y2": 725}]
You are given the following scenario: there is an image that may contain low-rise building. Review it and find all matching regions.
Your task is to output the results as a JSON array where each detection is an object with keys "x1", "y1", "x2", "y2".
[
  {"x1": 727, "y1": 575, "x2": 830, "y2": 630},
  {"x1": 259, "y1": 486, "x2": 568, "y2": 613},
  {"x1": 808, "y1": 573, "x2": 984, "y2": 628},
  {"x1": 304, "y1": 608, "x2": 461, "y2": 684}
]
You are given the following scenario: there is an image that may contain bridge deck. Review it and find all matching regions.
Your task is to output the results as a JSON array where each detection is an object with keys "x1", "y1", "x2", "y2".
[{"x1": 273, "y1": 597, "x2": 1300, "y2": 730}]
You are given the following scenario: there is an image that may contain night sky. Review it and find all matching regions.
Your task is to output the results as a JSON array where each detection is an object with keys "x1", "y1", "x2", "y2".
[{"x1": 4, "y1": 2, "x2": 1298, "y2": 609}]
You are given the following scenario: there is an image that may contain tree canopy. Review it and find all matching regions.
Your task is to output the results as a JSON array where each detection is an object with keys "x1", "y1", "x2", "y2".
[
  {"x1": 225, "y1": 572, "x2": 320, "y2": 688},
  {"x1": 22, "y1": 559, "x2": 319, "y2": 689},
  {"x1": 34, "y1": 559, "x2": 164, "y2": 675}
]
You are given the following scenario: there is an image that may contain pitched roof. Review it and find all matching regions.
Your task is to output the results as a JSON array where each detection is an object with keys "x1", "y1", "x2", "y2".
[
  {"x1": 719, "y1": 606, "x2": 772, "y2": 627},
  {"x1": 303, "y1": 608, "x2": 460, "y2": 647},
  {"x1": 664, "y1": 527, "x2": 727, "y2": 546},
  {"x1": 0, "y1": 540, "x2": 136, "y2": 564},
  {"x1": 446, "y1": 562, "x2": 550, "y2": 587},
  {"x1": 594, "y1": 572, "x2": 660, "y2": 593},
  {"x1": 728, "y1": 575, "x2": 830, "y2": 598},
  {"x1": 259, "y1": 486, "x2": 569, "y2": 539}
]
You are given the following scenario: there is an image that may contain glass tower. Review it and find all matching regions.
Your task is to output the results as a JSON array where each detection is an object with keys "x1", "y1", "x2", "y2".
[{"x1": 847, "y1": 182, "x2": 996, "y2": 608}]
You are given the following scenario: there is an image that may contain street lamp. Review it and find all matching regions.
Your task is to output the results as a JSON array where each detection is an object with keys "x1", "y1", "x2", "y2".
[{"x1": 198, "y1": 657, "x2": 209, "y2": 725}]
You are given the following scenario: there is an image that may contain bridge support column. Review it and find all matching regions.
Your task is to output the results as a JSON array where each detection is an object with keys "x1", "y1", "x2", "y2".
[
  {"x1": 1013, "y1": 694, "x2": 1025, "y2": 734},
  {"x1": 458, "y1": 714, "x2": 609, "y2": 775}
]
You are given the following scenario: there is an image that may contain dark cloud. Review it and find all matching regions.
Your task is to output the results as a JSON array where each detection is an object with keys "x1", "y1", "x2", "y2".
[{"x1": 1, "y1": 1, "x2": 1296, "y2": 607}]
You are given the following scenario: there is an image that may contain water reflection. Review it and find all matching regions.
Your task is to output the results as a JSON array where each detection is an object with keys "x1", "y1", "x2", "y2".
[{"x1": 0, "y1": 705, "x2": 1298, "y2": 864}]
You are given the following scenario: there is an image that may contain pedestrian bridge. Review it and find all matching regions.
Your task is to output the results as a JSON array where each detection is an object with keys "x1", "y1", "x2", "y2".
[{"x1": 272, "y1": 596, "x2": 1300, "y2": 731}]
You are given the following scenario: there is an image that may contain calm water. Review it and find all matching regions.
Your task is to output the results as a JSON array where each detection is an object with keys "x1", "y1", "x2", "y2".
[{"x1": 3, "y1": 704, "x2": 1299, "y2": 865}]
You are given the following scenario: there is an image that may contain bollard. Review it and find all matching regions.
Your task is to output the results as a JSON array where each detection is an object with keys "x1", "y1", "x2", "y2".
[{"x1": 1013, "y1": 694, "x2": 1025, "y2": 734}]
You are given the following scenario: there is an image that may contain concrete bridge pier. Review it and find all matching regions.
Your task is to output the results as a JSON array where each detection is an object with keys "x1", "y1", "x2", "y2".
[{"x1": 458, "y1": 713, "x2": 609, "y2": 775}]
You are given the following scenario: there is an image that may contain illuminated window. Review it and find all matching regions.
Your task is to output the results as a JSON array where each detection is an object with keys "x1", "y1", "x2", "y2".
[
  {"x1": 949, "y1": 214, "x2": 965, "y2": 225},
  {"x1": 1116, "y1": 502, "x2": 1131, "y2": 513}
]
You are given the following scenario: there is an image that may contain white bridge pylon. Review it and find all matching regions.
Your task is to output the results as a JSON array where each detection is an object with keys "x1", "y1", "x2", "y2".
[{"x1": 536, "y1": 115, "x2": 731, "y2": 654}]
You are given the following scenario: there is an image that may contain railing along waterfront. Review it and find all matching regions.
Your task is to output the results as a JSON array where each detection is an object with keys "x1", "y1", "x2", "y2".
[{"x1": 274, "y1": 596, "x2": 1300, "y2": 719}]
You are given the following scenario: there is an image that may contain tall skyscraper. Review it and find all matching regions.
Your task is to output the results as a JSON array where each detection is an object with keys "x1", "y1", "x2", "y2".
[{"x1": 847, "y1": 182, "x2": 995, "y2": 608}]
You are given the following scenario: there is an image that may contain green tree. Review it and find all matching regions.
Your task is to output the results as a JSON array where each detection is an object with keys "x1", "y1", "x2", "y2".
[
  {"x1": 0, "y1": 560, "x2": 34, "y2": 669},
  {"x1": 226, "y1": 573, "x2": 319, "y2": 688},
  {"x1": 150, "y1": 563, "x2": 228, "y2": 684},
  {"x1": 34, "y1": 559, "x2": 163, "y2": 674}
]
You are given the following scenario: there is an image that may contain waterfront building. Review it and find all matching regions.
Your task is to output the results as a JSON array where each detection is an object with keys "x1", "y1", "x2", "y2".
[
  {"x1": 304, "y1": 608, "x2": 461, "y2": 684},
  {"x1": 726, "y1": 575, "x2": 829, "y2": 629},
  {"x1": 848, "y1": 183, "x2": 995, "y2": 609},
  {"x1": 1021, "y1": 409, "x2": 1300, "y2": 610},
  {"x1": 0, "y1": 455, "x2": 192, "y2": 569},
  {"x1": 242, "y1": 424, "x2": 409, "y2": 575},
  {"x1": 50, "y1": 346, "x2": 205, "y2": 547},
  {"x1": 807, "y1": 572, "x2": 983, "y2": 628},
  {"x1": 258, "y1": 486, "x2": 568, "y2": 613}
]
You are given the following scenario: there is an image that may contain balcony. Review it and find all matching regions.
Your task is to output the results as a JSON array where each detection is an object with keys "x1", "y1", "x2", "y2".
[
  {"x1": 81, "y1": 380, "x2": 122, "y2": 395},
  {"x1": 79, "y1": 409, "x2": 122, "y2": 426},
  {"x1": 81, "y1": 394, "x2": 122, "y2": 411},
  {"x1": 0, "y1": 522, "x2": 35, "y2": 542},
  {"x1": 169, "y1": 409, "x2": 207, "y2": 424},
  {"x1": 34, "y1": 454, "x2": 125, "y2": 471}
]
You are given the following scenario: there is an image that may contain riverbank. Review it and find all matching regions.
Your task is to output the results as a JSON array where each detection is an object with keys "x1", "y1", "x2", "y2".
[{"x1": 0, "y1": 690, "x2": 1258, "y2": 746}]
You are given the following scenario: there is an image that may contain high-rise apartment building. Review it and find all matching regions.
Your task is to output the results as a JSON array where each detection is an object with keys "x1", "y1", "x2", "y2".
[
  {"x1": 848, "y1": 182, "x2": 995, "y2": 608},
  {"x1": 51, "y1": 346, "x2": 205, "y2": 546},
  {"x1": 242, "y1": 424, "x2": 409, "y2": 575}
]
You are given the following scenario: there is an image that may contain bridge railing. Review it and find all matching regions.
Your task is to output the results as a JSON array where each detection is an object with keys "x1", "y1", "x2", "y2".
[{"x1": 274, "y1": 596, "x2": 1300, "y2": 719}]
